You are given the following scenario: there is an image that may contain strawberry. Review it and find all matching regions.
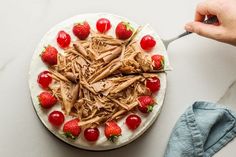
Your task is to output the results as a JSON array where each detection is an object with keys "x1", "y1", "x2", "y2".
[
  {"x1": 37, "y1": 71, "x2": 52, "y2": 89},
  {"x1": 57, "y1": 30, "x2": 71, "y2": 48},
  {"x1": 146, "y1": 76, "x2": 161, "y2": 93},
  {"x1": 63, "y1": 119, "x2": 81, "y2": 140},
  {"x1": 104, "y1": 121, "x2": 122, "y2": 142},
  {"x1": 115, "y1": 22, "x2": 133, "y2": 40},
  {"x1": 138, "y1": 96, "x2": 155, "y2": 113},
  {"x1": 41, "y1": 45, "x2": 58, "y2": 66},
  {"x1": 151, "y1": 54, "x2": 165, "y2": 70},
  {"x1": 96, "y1": 18, "x2": 111, "y2": 33},
  {"x1": 140, "y1": 35, "x2": 156, "y2": 51},
  {"x1": 38, "y1": 91, "x2": 57, "y2": 108},
  {"x1": 72, "y1": 21, "x2": 90, "y2": 40},
  {"x1": 126, "y1": 114, "x2": 141, "y2": 130}
]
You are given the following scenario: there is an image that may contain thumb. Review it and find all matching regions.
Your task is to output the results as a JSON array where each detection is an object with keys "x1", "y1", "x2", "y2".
[{"x1": 185, "y1": 21, "x2": 223, "y2": 40}]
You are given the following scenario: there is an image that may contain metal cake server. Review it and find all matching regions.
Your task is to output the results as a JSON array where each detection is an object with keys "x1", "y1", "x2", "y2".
[{"x1": 162, "y1": 16, "x2": 218, "y2": 49}]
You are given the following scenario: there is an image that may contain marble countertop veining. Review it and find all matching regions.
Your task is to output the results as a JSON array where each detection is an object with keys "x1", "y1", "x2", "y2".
[{"x1": 1, "y1": 0, "x2": 236, "y2": 156}]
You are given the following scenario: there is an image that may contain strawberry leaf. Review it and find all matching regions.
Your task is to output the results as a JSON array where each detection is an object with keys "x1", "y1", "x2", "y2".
[
  {"x1": 40, "y1": 46, "x2": 48, "y2": 57},
  {"x1": 122, "y1": 22, "x2": 134, "y2": 31},
  {"x1": 75, "y1": 21, "x2": 85, "y2": 26},
  {"x1": 147, "y1": 105, "x2": 153, "y2": 112},
  {"x1": 108, "y1": 135, "x2": 120, "y2": 143},
  {"x1": 44, "y1": 45, "x2": 50, "y2": 51},
  {"x1": 161, "y1": 58, "x2": 165, "y2": 69},
  {"x1": 63, "y1": 132, "x2": 77, "y2": 140}
]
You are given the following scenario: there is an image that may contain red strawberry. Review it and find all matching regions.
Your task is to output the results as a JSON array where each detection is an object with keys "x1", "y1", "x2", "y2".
[
  {"x1": 138, "y1": 96, "x2": 155, "y2": 113},
  {"x1": 115, "y1": 22, "x2": 133, "y2": 40},
  {"x1": 104, "y1": 121, "x2": 122, "y2": 142},
  {"x1": 37, "y1": 71, "x2": 52, "y2": 89},
  {"x1": 63, "y1": 119, "x2": 81, "y2": 140},
  {"x1": 38, "y1": 91, "x2": 57, "y2": 108},
  {"x1": 41, "y1": 45, "x2": 58, "y2": 65},
  {"x1": 72, "y1": 21, "x2": 90, "y2": 40},
  {"x1": 84, "y1": 127, "x2": 100, "y2": 142},
  {"x1": 126, "y1": 114, "x2": 141, "y2": 130},
  {"x1": 146, "y1": 77, "x2": 161, "y2": 93},
  {"x1": 96, "y1": 18, "x2": 111, "y2": 33},
  {"x1": 152, "y1": 54, "x2": 165, "y2": 70},
  {"x1": 48, "y1": 111, "x2": 65, "y2": 126},
  {"x1": 140, "y1": 35, "x2": 156, "y2": 51},
  {"x1": 57, "y1": 30, "x2": 71, "y2": 48}
]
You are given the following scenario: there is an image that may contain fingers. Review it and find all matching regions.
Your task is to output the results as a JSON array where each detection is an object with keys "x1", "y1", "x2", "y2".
[
  {"x1": 185, "y1": 0, "x2": 224, "y2": 41},
  {"x1": 195, "y1": 1, "x2": 220, "y2": 22},
  {"x1": 185, "y1": 21, "x2": 224, "y2": 40},
  {"x1": 185, "y1": 0, "x2": 236, "y2": 45}
]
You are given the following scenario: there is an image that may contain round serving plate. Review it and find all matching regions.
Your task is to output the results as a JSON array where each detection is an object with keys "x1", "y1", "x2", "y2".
[{"x1": 29, "y1": 13, "x2": 168, "y2": 151}]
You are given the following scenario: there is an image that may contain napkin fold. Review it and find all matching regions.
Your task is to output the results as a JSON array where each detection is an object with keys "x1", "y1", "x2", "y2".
[{"x1": 164, "y1": 101, "x2": 236, "y2": 157}]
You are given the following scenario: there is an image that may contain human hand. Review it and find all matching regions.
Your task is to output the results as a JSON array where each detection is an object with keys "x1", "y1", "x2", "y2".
[{"x1": 185, "y1": 0, "x2": 236, "y2": 46}]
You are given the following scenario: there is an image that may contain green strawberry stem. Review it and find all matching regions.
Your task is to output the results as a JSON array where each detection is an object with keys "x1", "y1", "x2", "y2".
[
  {"x1": 39, "y1": 45, "x2": 48, "y2": 57},
  {"x1": 122, "y1": 22, "x2": 134, "y2": 31},
  {"x1": 63, "y1": 132, "x2": 77, "y2": 140},
  {"x1": 161, "y1": 58, "x2": 165, "y2": 69},
  {"x1": 147, "y1": 105, "x2": 153, "y2": 112},
  {"x1": 75, "y1": 21, "x2": 85, "y2": 26},
  {"x1": 108, "y1": 135, "x2": 120, "y2": 143}
]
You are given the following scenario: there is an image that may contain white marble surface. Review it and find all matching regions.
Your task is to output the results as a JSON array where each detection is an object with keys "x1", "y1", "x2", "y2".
[{"x1": 1, "y1": 0, "x2": 236, "y2": 156}]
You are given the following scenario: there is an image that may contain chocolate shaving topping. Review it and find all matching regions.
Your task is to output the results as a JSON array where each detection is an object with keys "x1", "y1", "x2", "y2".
[{"x1": 47, "y1": 28, "x2": 161, "y2": 127}]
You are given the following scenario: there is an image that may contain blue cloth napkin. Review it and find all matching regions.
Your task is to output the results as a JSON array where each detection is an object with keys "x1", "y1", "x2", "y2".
[{"x1": 164, "y1": 101, "x2": 236, "y2": 157}]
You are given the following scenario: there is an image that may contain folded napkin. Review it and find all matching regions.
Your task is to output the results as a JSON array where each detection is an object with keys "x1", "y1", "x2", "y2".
[{"x1": 164, "y1": 101, "x2": 236, "y2": 157}]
